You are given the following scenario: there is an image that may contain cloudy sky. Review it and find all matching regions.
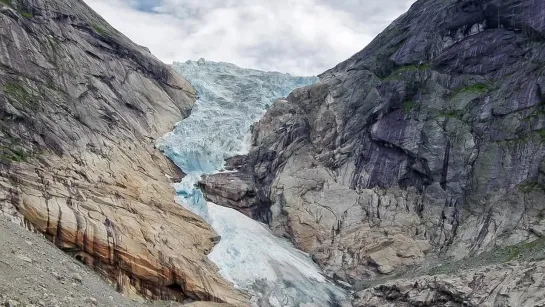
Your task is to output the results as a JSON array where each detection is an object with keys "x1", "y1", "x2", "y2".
[{"x1": 84, "y1": 0, "x2": 414, "y2": 75}]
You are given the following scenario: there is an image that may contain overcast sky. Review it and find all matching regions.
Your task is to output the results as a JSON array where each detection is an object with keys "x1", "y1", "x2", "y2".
[{"x1": 84, "y1": 0, "x2": 414, "y2": 75}]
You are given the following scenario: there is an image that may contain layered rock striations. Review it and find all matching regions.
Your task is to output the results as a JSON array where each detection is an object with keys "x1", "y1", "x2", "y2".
[
  {"x1": 201, "y1": 0, "x2": 545, "y2": 303},
  {"x1": 0, "y1": 0, "x2": 246, "y2": 304}
]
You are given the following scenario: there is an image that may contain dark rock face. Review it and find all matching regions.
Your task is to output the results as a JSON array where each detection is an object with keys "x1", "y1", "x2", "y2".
[
  {"x1": 201, "y1": 0, "x2": 545, "y2": 299},
  {"x1": 199, "y1": 155, "x2": 273, "y2": 222},
  {"x1": 0, "y1": 0, "x2": 247, "y2": 304}
]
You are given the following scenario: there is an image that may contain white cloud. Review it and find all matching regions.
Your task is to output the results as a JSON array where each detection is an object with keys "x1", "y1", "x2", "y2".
[{"x1": 84, "y1": 0, "x2": 414, "y2": 75}]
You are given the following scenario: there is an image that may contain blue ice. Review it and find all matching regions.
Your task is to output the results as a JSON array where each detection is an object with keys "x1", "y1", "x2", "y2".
[{"x1": 158, "y1": 59, "x2": 345, "y2": 306}]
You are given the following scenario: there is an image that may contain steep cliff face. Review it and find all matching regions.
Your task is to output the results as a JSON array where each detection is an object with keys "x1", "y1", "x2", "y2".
[
  {"x1": 0, "y1": 0, "x2": 246, "y2": 304},
  {"x1": 202, "y1": 0, "x2": 545, "y2": 302},
  {"x1": 160, "y1": 60, "x2": 348, "y2": 306}
]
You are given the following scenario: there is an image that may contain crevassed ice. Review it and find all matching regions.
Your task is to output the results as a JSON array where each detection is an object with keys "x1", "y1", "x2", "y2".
[{"x1": 158, "y1": 59, "x2": 345, "y2": 306}]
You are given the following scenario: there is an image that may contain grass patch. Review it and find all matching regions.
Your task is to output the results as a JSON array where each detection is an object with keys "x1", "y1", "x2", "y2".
[
  {"x1": 503, "y1": 237, "x2": 545, "y2": 262},
  {"x1": 3, "y1": 83, "x2": 32, "y2": 101},
  {"x1": 92, "y1": 24, "x2": 107, "y2": 36},
  {"x1": 0, "y1": 146, "x2": 31, "y2": 162},
  {"x1": 20, "y1": 10, "x2": 32, "y2": 18},
  {"x1": 517, "y1": 180, "x2": 545, "y2": 193},
  {"x1": 0, "y1": 0, "x2": 34, "y2": 18},
  {"x1": 450, "y1": 83, "x2": 490, "y2": 99},
  {"x1": 494, "y1": 129, "x2": 545, "y2": 145},
  {"x1": 2, "y1": 82, "x2": 41, "y2": 109},
  {"x1": 382, "y1": 63, "x2": 431, "y2": 81},
  {"x1": 505, "y1": 245, "x2": 521, "y2": 262},
  {"x1": 426, "y1": 237, "x2": 545, "y2": 277},
  {"x1": 402, "y1": 100, "x2": 415, "y2": 114},
  {"x1": 461, "y1": 83, "x2": 488, "y2": 93}
]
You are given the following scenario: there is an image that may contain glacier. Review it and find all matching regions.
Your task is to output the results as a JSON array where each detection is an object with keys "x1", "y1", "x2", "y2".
[{"x1": 157, "y1": 59, "x2": 346, "y2": 306}]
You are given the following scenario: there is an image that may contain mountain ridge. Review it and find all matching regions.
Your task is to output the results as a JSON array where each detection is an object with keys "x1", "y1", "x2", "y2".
[
  {"x1": 3, "y1": 0, "x2": 545, "y2": 305},
  {"x1": 0, "y1": 0, "x2": 246, "y2": 304},
  {"x1": 201, "y1": 0, "x2": 545, "y2": 305}
]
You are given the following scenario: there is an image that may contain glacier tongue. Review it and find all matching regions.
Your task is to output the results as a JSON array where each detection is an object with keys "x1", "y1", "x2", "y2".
[{"x1": 158, "y1": 59, "x2": 345, "y2": 306}]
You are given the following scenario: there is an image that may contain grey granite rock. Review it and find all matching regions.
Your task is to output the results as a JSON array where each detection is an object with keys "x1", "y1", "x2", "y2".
[
  {"x1": 0, "y1": 0, "x2": 247, "y2": 304},
  {"x1": 354, "y1": 259, "x2": 545, "y2": 307},
  {"x1": 201, "y1": 0, "x2": 545, "y2": 303}
]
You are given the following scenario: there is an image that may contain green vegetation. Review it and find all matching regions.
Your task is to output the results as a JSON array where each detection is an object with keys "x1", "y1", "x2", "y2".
[
  {"x1": 0, "y1": 146, "x2": 31, "y2": 162},
  {"x1": 2, "y1": 82, "x2": 41, "y2": 110},
  {"x1": 460, "y1": 83, "x2": 488, "y2": 93},
  {"x1": 3, "y1": 83, "x2": 32, "y2": 102},
  {"x1": 537, "y1": 129, "x2": 545, "y2": 142},
  {"x1": 437, "y1": 110, "x2": 463, "y2": 119},
  {"x1": 499, "y1": 237, "x2": 545, "y2": 262},
  {"x1": 402, "y1": 100, "x2": 415, "y2": 113},
  {"x1": 396, "y1": 63, "x2": 431, "y2": 72},
  {"x1": 492, "y1": 128, "x2": 545, "y2": 145},
  {"x1": 522, "y1": 103, "x2": 545, "y2": 123},
  {"x1": 20, "y1": 10, "x2": 32, "y2": 18},
  {"x1": 517, "y1": 180, "x2": 545, "y2": 193},
  {"x1": 42, "y1": 36, "x2": 63, "y2": 64},
  {"x1": 512, "y1": 128, "x2": 545, "y2": 143},
  {"x1": 450, "y1": 83, "x2": 490, "y2": 99},
  {"x1": 0, "y1": 0, "x2": 33, "y2": 18},
  {"x1": 44, "y1": 80, "x2": 64, "y2": 94},
  {"x1": 0, "y1": 119, "x2": 38, "y2": 163},
  {"x1": 425, "y1": 236, "x2": 545, "y2": 278},
  {"x1": 505, "y1": 245, "x2": 522, "y2": 262},
  {"x1": 92, "y1": 24, "x2": 107, "y2": 36},
  {"x1": 358, "y1": 235, "x2": 545, "y2": 290},
  {"x1": 503, "y1": 237, "x2": 545, "y2": 262},
  {"x1": 381, "y1": 63, "x2": 431, "y2": 81}
]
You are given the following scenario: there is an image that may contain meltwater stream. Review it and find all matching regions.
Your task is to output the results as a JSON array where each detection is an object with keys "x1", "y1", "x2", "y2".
[{"x1": 158, "y1": 59, "x2": 346, "y2": 306}]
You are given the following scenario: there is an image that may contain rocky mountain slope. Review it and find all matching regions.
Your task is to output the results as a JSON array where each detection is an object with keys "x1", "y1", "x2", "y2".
[
  {"x1": 0, "y1": 214, "x2": 159, "y2": 307},
  {"x1": 0, "y1": 0, "x2": 246, "y2": 305},
  {"x1": 201, "y1": 0, "x2": 545, "y2": 305},
  {"x1": 161, "y1": 60, "x2": 345, "y2": 306}
]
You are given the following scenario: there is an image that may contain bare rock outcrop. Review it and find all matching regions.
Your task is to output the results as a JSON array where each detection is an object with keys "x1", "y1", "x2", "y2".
[
  {"x1": 0, "y1": 0, "x2": 247, "y2": 304},
  {"x1": 355, "y1": 260, "x2": 545, "y2": 307},
  {"x1": 200, "y1": 0, "x2": 545, "y2": 303}
]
